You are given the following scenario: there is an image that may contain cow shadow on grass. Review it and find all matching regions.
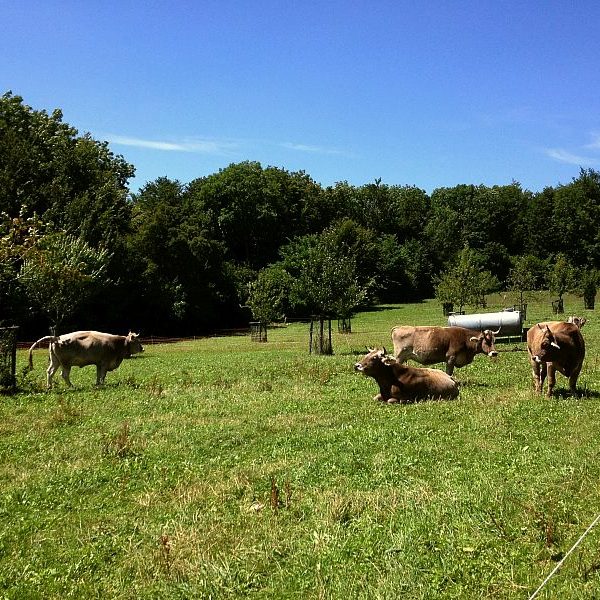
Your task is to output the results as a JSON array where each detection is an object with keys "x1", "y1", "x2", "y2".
[
  {"x1": 16, "y1": 374, "x2": 145, "y2": 395},
  {"x1": 377, "y1": 396, "x2": 457, "y2": 406},
  {"x1": 454, "y1": 380, "x2": 493, "y2": 389},
  {"x1": 551, "y1": 387, "x2": 600, "y2": 400}
]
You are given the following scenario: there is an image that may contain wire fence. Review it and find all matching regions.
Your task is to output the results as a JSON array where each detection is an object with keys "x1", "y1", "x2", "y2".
[{"x1": 16, "y1": 330, "x2": 253, "y2": 350}]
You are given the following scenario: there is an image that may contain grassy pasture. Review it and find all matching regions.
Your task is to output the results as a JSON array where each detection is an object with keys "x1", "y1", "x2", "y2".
[{"x1": 2, "y1": 295, "x2": 600, "y2": 599}]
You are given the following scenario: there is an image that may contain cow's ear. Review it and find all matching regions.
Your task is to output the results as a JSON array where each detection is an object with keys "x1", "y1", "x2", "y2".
[
  {"x1": 470, "y1": 336, "x2": 478, "y2": 342},
  {"x1": 382, "y1": 356, "x2": 395, "y2": 366}
]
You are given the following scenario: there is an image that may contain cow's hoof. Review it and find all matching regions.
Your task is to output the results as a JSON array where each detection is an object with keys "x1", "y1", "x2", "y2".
[{"x1": 373, "y1": 394, "x2": 384, "y2": 402}]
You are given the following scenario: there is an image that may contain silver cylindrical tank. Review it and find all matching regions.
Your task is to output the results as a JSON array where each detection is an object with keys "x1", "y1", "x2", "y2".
[{"x1": 448, "y1": 310, "x2": 523, "y2": 335}]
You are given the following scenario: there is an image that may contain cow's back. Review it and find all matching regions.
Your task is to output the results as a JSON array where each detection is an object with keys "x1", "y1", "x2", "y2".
[
  {"x1": 392, "y1": 326, "x2": 467, "y2": 362},
  {"x1": 55, "y1": 331, "x2": 122, "y2": 368},
  {"x1": 392, "y1": 325, "x2": 439, "y2": 352},
  {"x1": 391, "y1": 362, "x2": 459, "y2": 400}
]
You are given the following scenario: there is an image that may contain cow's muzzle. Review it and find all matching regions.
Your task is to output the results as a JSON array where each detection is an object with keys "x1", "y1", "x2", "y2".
[
  {"x1": 354, "y1": 363, "x2": 364, "y2": 372},
  {"x1": 488, "y1": 351, "x2": 498, "y2": 357}
]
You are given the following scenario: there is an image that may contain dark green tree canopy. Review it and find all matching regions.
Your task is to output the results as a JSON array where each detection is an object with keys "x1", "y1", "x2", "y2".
[
  {"x1": 0, "y1": 92, "x2": 134, "y2": 252},
  {"x1": 186, "y1": 161, "x2": 321, "y2": 269},
  {"x1": 5, "y1": 93, "x2": 600, "y2": 336}
]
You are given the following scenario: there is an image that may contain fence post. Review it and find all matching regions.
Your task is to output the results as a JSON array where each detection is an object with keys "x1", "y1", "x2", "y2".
[
  {"x1": 552, "y1": 298, "x2": 564, "y2": 314},
  {"x1": 337, "y1": 318, "x2": 351, "y2": 333},
  {"x1": 310, "y1": 317, "x2": 332, "y2": 355},
  {"x1": 0, "y1": 326, "x2": 19, "y2": 394},
  {"x1": 250, "y1": 321, "x2": 267, "y2": 342}
]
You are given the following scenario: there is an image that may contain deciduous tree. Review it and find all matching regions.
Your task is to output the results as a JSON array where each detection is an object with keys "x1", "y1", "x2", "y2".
[
  {"x1": 435, "y1": 246, "x2": 499, "y2": 313},
  {"x1": 19, "y1": 232, "x2": 109, "y2": 330}
]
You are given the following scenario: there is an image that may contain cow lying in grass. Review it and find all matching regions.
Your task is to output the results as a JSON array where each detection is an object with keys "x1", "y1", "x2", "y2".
[
  {"x1": 354, "y1": 347, "x2": 459, "y2": 403},
  {"x1": 28, "y1": 331, "x2": 144, "y2": 389}
]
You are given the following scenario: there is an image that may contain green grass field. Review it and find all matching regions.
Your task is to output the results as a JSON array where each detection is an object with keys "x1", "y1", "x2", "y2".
[{"x1": 2, "y1": 294, "x2": 600, "y2": 599}]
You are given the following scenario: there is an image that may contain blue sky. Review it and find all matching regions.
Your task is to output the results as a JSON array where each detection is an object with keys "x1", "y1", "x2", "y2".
[{"x1": 3, "y1": 1, "x2": 600, "y2": 193}]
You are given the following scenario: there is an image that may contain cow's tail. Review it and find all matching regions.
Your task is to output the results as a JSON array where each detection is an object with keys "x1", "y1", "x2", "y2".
[{"x1": 28, "y1": 336, "x2": 58, "y2": 371}]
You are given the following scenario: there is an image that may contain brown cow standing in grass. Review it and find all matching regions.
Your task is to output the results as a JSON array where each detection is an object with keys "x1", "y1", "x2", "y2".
[
  {"x1": 391, "y1": 325, "x2": 499, "y2": 376},
  {"x1": 354, "y1": 347, "x2": 459, "y2": 403},
  {"x1": 28, "y1": 331, "x2": 144, "y2": 389},
  {"x1": 526, "y1": 322, "x2": 585, "y2": 397}
]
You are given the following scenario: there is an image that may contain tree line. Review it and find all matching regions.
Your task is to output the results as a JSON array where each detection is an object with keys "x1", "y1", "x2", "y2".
[{"x1": 1, "y1": 92, "x2": 599, "y2": 337}]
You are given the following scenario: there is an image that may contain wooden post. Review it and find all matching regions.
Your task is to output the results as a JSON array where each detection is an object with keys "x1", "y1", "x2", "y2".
[
  {"x1": 310, "y1": 316, "x2": 333, "y2": 355},
  {"x1": 0, "y1": 326, "x2": 19, "y2": 394}
]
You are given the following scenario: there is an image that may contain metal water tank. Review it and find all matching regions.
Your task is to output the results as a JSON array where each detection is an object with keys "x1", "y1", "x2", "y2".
[{"x1": 448, "y1": 310, "x2": 523, "y2": 335}]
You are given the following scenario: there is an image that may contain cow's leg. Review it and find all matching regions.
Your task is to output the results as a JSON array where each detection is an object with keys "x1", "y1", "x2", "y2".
[
  {"x1": 546, "y1": 364, "x2": 556, "y2": 397},
  {"x1": 568, "y1": 364, "x2": 582, "y2": 396},
  {"x1": 530, "y1": 359, "x2": 545, "y2": 394},
  {"x1": 445, "y1": 356, "x2": 456, "y2": 376},
  {"x1": 96, "y1": 365, "x2": 108, "y2": 385},
  {"x1": 61, "y1": 366, "x2": 73, "y2": 387},
  {"x1": 47, "y1": 351, "x2": 60, "y2": 389}
]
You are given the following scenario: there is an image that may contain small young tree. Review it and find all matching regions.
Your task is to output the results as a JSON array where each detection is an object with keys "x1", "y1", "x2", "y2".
[
  {"x1": 435, "y1": 246, "x2": 498, "y2": 314},
  {"x1": 19, "y1": 232, "x2": 109, "y2": 331},
  {"x1": 548, "y1": 253, "x2": 576, "y2": 314},
  {"x1": 577, "y1": 267, "x2": 599, "y2": 309},
  {"x1": 247, "y1": 265, "x2": 293, "y2": 327},
  {"x1": 288, "y1": 238, "x2": 371, "y2": 354},
  {"x1": 506, "y1": 254, "x2": 543, "y2": 313},
  {"x1": 0, "y1": 207, "x2": 45, "y2": 325}
]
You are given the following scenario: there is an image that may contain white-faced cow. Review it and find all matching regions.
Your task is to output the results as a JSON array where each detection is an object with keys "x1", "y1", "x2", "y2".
[
  {"x1": 354, "y1": 347, "x2": 459, "y2": 403},
  {"x1": 28, "y1": 331, "x2": 144, "y2": 389},
  {"x1": 391, "y1": 326, "x2": 499, "y2": 376},
  {"x1": 526, "y1": 321, "x2": 585, "y2": 397}
]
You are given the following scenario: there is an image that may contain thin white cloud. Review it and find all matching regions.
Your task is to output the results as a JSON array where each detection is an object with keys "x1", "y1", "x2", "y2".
[
  {"x1": 106, "y1": 134, "x2": 236, "y2": 154},
  {"x1": 585, "y1": 133, "x2": 600, "y2": 150},
  {"x1": 544, "y1": 148, "x2": 599, "y2": 167},
  {"x1": 106, "y1": 133, "x2": 352, "y2": 159},
  {"x1": 281, "y1": 142, "x2": 349, "y2": 156}
]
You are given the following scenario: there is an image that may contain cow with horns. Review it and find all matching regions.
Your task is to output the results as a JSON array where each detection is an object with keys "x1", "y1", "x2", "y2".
[
  {"x1": 391, "y1": 325, "x2": 500, "y2": 376},
  {"x1": 526, "y1": 321, "x2": 585, "y2": 397},
  {"x1": 354, "y1": 347, "x2": 459, "y2": 403},
  {"x1": 28, "y1": 330, "x2": 144, "y2": 389}
]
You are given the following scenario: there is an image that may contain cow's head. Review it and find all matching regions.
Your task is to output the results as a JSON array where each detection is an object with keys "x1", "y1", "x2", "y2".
[
  {"x1": 126, "y1": 331, "x2": 144, "y2": 355},
  {"x1": 531, "y1": 324, "x2": 561, "y2": 364},
  {"x1": 354, "y1": 347, "x2": 394, "y2": 376},
  {"x1": 567, "y1": 316, "x2": 587, "y2": 329},
  {"x1": 470, "y1": 328, "x2": 499, "y2": 358}
]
